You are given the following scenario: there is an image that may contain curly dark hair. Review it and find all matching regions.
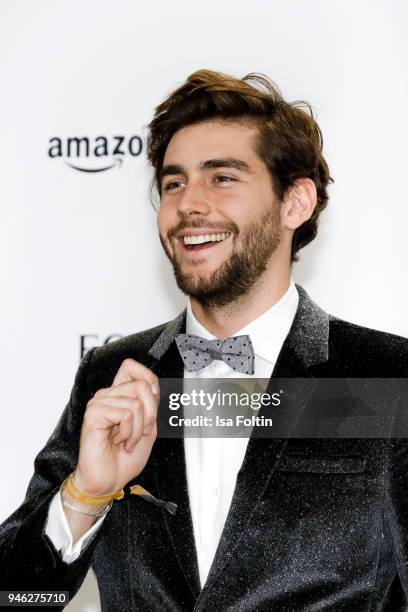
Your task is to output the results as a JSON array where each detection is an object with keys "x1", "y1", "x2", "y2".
[{"x1": 147, "y1": 69, "x2": 333, "y2": 262}]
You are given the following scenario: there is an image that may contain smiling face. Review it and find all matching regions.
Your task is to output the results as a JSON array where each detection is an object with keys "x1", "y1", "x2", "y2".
[{"x1": 157, "y1": 120, "x2": 283, "y2": 307}]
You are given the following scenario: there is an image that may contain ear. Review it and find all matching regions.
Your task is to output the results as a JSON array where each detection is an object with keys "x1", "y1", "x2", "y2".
[{"x1": 281, "y1": 178, "x2": 317, "y2": 230}]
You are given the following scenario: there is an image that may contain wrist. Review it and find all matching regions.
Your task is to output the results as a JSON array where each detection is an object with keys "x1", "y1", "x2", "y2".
[
  {"x1": 72, "y1": 471, "x2": 107, "y2": 497},
  {"x1": 62, "y1": 496, "x2": 112, "y2": 518},
  {"x1": 62, "y1": 470, "x2": 125, "y2": 507},
  {"x1": 72, "y1": 470, "x2": 123, "y2": 498},
  {"x1": 61, "y1": 486, "x2": 110, "y2": 513}
]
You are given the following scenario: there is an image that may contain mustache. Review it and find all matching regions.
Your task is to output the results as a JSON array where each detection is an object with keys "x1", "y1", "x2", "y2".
[{"x1": 167, "y1": 218, "x2": 239, "y2": 240}]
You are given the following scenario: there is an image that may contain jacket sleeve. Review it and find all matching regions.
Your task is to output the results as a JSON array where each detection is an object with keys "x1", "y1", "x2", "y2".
[
  {"x1": 0, "y1": 347, "x2": 104, "y2": 605},
  {"x1": 45, "y1": 490, "x2": 107, "y2": 564}
]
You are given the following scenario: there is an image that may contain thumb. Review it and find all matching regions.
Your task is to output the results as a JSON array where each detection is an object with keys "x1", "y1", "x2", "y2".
[{"x1": 112, "y1": 358, "x2": 159, "y2": 393}]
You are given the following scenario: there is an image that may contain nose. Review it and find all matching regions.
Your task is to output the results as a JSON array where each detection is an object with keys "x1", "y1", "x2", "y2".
[{"x1": 177, "y1": 180, "x2": 212, "y2": 216}]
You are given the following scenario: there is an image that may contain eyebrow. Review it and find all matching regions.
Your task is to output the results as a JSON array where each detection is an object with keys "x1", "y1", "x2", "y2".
[{"x1": 159, "y1": 157, "x2": 252, "y2": 183}]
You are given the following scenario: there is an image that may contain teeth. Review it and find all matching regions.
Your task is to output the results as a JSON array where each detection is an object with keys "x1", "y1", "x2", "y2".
[{"x1": 183, "y1": 232, "x2": 230, "y2": 245}]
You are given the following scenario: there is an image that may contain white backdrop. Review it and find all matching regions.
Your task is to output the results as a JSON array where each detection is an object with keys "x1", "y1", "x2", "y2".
[{"x1": 1, "y1": 1, "x2": 407, "y2": 610}]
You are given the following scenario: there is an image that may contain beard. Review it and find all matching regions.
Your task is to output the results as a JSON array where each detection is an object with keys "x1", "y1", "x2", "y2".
[{"x1": 160, "y1": 206, "x2": 282, "y2": 308}]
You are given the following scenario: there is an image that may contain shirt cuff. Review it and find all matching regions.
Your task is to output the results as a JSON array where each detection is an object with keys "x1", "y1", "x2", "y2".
[{"x1": 44, "y1": 489, "x2": 106, "y2": 564}]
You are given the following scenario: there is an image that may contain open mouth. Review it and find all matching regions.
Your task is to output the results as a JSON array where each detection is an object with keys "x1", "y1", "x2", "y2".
[{"x1": 180, "y1": 232, "x2": 231, "y2": 251}]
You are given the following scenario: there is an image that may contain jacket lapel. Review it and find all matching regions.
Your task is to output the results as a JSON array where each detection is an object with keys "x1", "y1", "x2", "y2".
[
  {"x1": 146, "y1": 311, "x2": 202, "y2": 599},
  {"x1": 198, "y1": 285, "x2": 330, "y2": 594}
]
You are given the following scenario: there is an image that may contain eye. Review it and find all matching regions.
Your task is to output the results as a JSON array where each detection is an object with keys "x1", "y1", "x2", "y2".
[
  {"x1": 163, "y1": 179, "x2": 185, "y2": 192},
  {"x1": 214, "y1": 175, "x2": 237, "y2": 184}
]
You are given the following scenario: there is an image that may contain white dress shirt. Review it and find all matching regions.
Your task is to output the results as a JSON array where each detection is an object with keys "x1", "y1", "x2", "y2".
[{"x1": 45, "y1": 280, "x2": 299, "y2": 586}]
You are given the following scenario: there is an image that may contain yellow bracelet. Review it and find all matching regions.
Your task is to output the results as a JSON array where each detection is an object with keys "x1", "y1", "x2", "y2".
[{"x1": 62, "y1": 471, "x2": 125, "y2": 506}]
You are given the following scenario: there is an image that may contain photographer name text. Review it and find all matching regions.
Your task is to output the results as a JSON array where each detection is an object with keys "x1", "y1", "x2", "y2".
[{"x1": 168, "y1": 415, "x2": 273, "y2": 427}]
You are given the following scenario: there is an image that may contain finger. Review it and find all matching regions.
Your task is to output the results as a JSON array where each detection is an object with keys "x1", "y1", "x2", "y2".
[
  {"x1": 104, "y1": 380, "x2": 160, "y2": 405},
  {"x1": 83, "y1": 405, "x2": 134, "y2": 442},
  {"x1": 103, "y1": 398, "x2": 144, "y2": 446},
  {"x1": 123, "y1": 402, "x2": 144, "y2": 451},
  {"x1": 112, "y1": 358, "x2": 159, "y2": 391},
  {"x1": 89, "y1": 383, "x2": 157, "y2": 446},
  {"x1": 108, "y1": 379, "x2": 157, "y2": 439},
  {"x1": 103, "y1": 381, "x2": 158, "y2": 436},
  {"x1": 88, "y1": 397, "x2": 145, "y2": 445},
  {"x1": 127, "y1": 418, "x2": 158, "y2": 454},
  {"x1": 93, "y1": 396, "x2": 143, "y2": 412},
  {"x1": 112, "y1": 409, "x2": 134, "y2": 446},
  {"x1": 128, "y1": 379, "x2": 158, "y2": 437}
]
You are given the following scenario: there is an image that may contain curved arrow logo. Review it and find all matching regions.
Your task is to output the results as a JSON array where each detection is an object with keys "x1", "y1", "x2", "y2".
[{"x1": 64, "y1": 157, "x2": 123, "y2": 173}]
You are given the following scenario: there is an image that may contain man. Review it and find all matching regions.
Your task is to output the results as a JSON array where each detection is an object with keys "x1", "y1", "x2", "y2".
[{"x1": 1, "y1": 69, "x2": 408, "y2": 611}]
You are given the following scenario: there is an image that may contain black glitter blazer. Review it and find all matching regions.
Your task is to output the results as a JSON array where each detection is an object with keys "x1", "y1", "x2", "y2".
[{"x1": 1, "y1": 285, "x2": 408, "y2": 611}]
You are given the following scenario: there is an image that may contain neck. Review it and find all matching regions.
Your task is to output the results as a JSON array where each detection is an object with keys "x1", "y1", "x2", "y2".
[{"x1": 190, "y1": 264, "x2": 292, "y2": 339}]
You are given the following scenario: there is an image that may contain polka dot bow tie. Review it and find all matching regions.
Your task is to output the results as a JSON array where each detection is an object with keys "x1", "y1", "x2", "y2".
[{"x1": 175, "y1": 333, "x2": 255, "y2": 375}]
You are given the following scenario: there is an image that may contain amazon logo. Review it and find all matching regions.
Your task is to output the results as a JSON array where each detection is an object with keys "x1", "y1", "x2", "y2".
[{"x1": 48, "y1": 135, "x2": 143, "y2": 172}]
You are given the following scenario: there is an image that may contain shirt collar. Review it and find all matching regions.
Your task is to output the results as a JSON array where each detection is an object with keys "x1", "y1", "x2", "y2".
[{"x1": 186, "y1": 279, "x2": 299, "y2": 364}]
